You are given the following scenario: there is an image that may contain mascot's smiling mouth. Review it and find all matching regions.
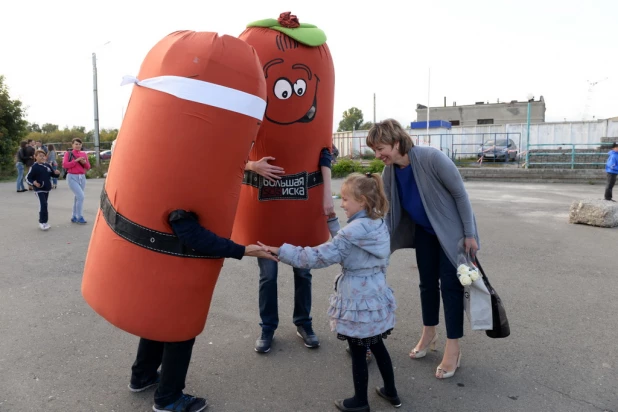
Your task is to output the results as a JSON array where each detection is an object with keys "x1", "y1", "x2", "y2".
[{"x1": 266, "y1": 75, "x2": 320, "y2": 125}]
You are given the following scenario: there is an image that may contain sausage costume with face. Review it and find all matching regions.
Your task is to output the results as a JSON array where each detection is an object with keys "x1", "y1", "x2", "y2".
[
  {"x1": 81, "y1": 31, "x2": 267, "y2": 342},
  {"x1": 232, "y1": 13, "x2": 335, "y2": 248}
]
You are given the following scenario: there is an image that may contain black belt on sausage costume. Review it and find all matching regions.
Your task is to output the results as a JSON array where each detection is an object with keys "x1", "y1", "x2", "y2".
[
  {"x1": 99, "y1": 189, "x2": 220, "y2": 259},
  {"x1": 242, "y1": 170, "x2": 323, "y2": 188}
]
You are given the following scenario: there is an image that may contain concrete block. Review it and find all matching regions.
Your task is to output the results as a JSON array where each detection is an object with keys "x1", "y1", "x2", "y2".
[{"x1": 569, "y1": 199, "x2": 618, "y2": 228}]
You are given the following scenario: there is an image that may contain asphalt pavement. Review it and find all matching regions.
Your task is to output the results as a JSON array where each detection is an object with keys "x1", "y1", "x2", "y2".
[{"x1": 0, "y1": 178, "x2": 616, "y2": 412}]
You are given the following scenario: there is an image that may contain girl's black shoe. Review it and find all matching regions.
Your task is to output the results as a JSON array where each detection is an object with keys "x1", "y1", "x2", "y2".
[
  {"x1": 375, "y1": 387, "x2": 401, "y2": 408},
  {"x1": 334, "y1": 399, "x2": 370, "y2": 412}
]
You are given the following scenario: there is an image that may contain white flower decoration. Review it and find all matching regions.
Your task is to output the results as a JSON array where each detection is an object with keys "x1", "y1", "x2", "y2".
[
  {"x1": 469, "y1": 269, "x2": 480, "y2": 282},
  {"x1": 457, "y1": 264, "x2": 470, "y2": 275},
  {"x1": 459, "y1": 274, "x2": 472, "y2": 286}
]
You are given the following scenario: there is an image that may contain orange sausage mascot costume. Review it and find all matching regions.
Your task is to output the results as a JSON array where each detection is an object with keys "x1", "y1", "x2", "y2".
[
  {"x1": 232, "y1": 12, "x2": 335, "y2": 352},
  {"x1": 233, "y1": 12, "x2": 334, "y2": 247},
  {"x1": 81, "y1": 31, "x2": 267, "y2": 343}
]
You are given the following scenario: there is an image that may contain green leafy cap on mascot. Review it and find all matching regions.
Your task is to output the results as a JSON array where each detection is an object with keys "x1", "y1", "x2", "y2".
[{"x1": 247, "y1": 12, "x2": 327, "y2": 47}]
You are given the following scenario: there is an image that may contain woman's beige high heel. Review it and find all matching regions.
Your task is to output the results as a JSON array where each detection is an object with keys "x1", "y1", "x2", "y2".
[
  {"x1": 409, "y1": 333, "x2": 438, "y2": 359},
  {"x1": 436, "y1": 351, "x2": 461, "y2": 379}
]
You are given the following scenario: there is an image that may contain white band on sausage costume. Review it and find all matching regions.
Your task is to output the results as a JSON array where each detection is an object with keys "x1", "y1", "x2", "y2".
[{"x1": 121, "y1": 75, "x2": 267, "y2": 120}]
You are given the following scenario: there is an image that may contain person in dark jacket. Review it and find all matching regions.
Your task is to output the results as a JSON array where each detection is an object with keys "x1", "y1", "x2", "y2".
[
  {"x1": 23, "y1": 139, "x2": 36, "y2": 190},
  {"x1": 15, "y1": 141, "x2": 28, "y2": 192},
  {"x1": 25, "y1": 150, "x2": 60, "y2": 230},
  {"x1": 128, "y1": 210, "x2": 277, "y2": 412},
  {"x1": 604, "y1": 142, "x2": 618, "y2": 202}
]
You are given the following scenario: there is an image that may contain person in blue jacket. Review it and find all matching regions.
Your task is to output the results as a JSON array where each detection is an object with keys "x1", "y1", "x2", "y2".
[
  {"x1": 25, "y1": 150, "x2": 60, "y2": 231},
  {"x1": 604, "y1": 142, "x2": 618, "y2": 202},
  {"x1": 129, "y1": 209, "x2": 277, "y2": 412}
]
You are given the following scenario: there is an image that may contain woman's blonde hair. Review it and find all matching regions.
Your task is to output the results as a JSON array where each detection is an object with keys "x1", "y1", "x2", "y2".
[
  {"x1": 341, "y1": 173, "x2": 389, "y2": 219},
  {"x1": 366, "y1": 118, "x2": 414, "y2": 156}
]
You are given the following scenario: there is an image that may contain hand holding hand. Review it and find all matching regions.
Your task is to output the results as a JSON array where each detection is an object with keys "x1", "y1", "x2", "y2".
[
  {"x1": 245, "y1": 244, "x2": 279, "y2": 261},
  {"x1": 250, "y1": 157, "x2": 285, "y2": 182},
  {"x1": 464, "y1": 237, "x2": 479, "y2": 259},
  {"x1": 257, "y1": 241, "x2": 280, "y2": 257}
]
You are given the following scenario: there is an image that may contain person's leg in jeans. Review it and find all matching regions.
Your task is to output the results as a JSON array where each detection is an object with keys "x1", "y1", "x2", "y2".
[
  {"x1": 51, "y1": 164, "x2": 58, "y2": 187},
  {"x1": 154, "y1": 338, "x2": 196, "y2": 407},
  {"x1": 605, "y1": 173, "x2": 617, "y2": 200},
  {"x1": 131, "y1": 338, "x2": 164, "y2": 389},
  {"x1": 67, "y1": 174, "x2": 85, "y2": 219},
  {"x1": 258, "y1": 258, "x2": 279, "y2": 333},
  {"x1": 292, "y1": 267, "x2": 312, "y2": 327},
  {"x1": 16, "y1": 162, "x2": 25, "y2": 191},
  {"x1": 77, "y1": 174, "x2": 86, "y2": 217},
  {"x1": 412, "y1": 226, "x2": 441, "y2": 357},
  {"x1": 37, "y1": 192, "x2": 49, "y2": 224},
  {"x1": 293, "y1": 266, "x2": 319, "y2": 347}
]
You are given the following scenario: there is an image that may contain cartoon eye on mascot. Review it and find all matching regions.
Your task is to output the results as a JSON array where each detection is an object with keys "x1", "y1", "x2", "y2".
[
  {"x1": 81, "y1": 31, "x2": 267, "y2": 342},
  {"x1": 232, "y1": 12, "x2": 336, "y2": 248}
]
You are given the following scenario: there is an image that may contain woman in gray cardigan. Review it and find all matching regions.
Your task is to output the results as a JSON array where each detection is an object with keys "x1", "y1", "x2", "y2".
[{"x1": 366, "y1": 119, "x2": 480, "y2": 380}]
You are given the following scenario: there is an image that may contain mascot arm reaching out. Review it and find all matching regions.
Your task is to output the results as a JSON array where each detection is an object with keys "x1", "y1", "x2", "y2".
[{"x1": 169, "y1": 210, "x2": 277, "y2": 261}]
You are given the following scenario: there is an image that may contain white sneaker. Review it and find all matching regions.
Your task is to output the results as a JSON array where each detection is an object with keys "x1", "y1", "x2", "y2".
[
  {"x1": 39, "y1": 223, "x2": 48, "y2": 231},
  {"x1": 44, "y1": 223, "x2": 51, "y2": 230}
]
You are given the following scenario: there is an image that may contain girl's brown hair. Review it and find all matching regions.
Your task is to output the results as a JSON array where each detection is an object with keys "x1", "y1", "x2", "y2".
[
  {"x1": 72, "y1": 138, "x2": 82, "y2": 144},
  {"x1": 366, "y1": 118, "x2": 414, "y2": 156},
  {"x1": 47, "y1": 144, "x2": 55, "y2": 151},
  {"x1": 341, "y1": 172, "x2": 389, "y2": 219}
]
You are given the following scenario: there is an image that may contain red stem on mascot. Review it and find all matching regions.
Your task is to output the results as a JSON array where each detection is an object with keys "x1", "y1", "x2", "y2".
[{"x1": 232, "y1": 13, "x2": 335, "y2": 248}]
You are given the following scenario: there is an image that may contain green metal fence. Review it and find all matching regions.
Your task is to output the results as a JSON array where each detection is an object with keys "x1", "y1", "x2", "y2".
[{"x1": 525, "y1": 142, "x2": 614, "y2": 169}]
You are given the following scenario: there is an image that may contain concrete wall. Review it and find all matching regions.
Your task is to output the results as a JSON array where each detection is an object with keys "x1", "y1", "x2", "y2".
[{"x1": 416, "y1": 100, "x2": 546, "y2": 126}]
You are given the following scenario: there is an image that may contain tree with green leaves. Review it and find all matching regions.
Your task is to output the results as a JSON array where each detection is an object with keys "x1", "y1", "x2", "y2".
[
  {"x1": 337, "y1": 107, "x2": 364, "y2": 132},
  {"x1": 337, "y1": 107, "x2": 375, "y2": 132},
  {"x1": 27, "y1": 122, "x2": 42, "y2": 133},
  {"x1": 41, "y1": 123, "x2": 59, "y2": 134},
  {"x1": 0, "y1": 75, "x2": 28, "y2": 174},
  {"x1": 360, "y1": 121, "x2": 374, "y2": 130}
]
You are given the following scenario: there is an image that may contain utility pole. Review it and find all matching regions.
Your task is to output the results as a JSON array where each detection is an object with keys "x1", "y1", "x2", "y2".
[
  {"x1": 373, "y1": 93, "x2": 376, "y2": 124},
  {"x1": 92, "y1": 52, "x2": 100, "y2": 167}
]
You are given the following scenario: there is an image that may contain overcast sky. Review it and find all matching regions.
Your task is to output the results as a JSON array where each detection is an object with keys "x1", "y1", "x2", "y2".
[{"x1": 1, "y1": 0, "x2": 616, "y2": 132}]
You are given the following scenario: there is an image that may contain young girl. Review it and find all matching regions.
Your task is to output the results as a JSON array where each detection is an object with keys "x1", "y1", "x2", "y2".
[
  {"x1": 63, "y1": 138, "x2": 91, "y2": 224},
  {"x1": 260, "y1": 173, "x2": 401, "y2": 412},
  {"x1": 26, "y1": 150, "x2": 61, "y2": 230}
]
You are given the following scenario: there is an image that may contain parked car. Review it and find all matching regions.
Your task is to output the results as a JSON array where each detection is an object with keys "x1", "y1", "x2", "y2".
[
  {"x1": 100, "y1": 150, "x2": 112, "y2": 161},
  {"x1": 477, "y1": 138, "x2": 518, "y2": 161}
]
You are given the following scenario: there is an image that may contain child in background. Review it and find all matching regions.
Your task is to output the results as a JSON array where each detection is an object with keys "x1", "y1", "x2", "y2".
[
  {"x1": 26, "y1": 150, "x2": 60, "y2": 230},
  {"x1": 259, "y1": 173, "x2": 401, "y2": 411}
]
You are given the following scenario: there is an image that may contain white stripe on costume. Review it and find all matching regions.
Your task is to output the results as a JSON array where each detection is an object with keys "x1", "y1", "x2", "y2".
[{"x1": 121, "y1": 75, "x2": 266, "y2": 121}]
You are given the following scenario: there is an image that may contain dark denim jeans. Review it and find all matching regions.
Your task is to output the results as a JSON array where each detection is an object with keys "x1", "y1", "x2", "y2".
[
  {"x1": 605, "y1": 173, "x2": 617, "y2": 200},
  {"x1": 414, "y1": 225, "x2": 464, "y2": 339},
  {"x1": 130, "y1": 337, "x2": 195, "y2": 407},
  {"x1": 16, "y1": 162, "x2": 25, "y2": 191},
  {"x1": 257, "y1": 258, "x2": 312, "y2": 332}
]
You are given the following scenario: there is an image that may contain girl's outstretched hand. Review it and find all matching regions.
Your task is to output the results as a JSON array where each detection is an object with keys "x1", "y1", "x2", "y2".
[
  {"x1": 257, "y1": 241, "x2": 280, "y2": 257},
  {"x1": 245, "y1": 244, "x2": 279, "y2": 261}
]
